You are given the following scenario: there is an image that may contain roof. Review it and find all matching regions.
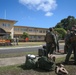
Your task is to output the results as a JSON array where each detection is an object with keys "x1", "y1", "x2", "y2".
[
  {"x1": 14, "y1": 25, "x2": 48, "y2": 29},
  {"x1": 0, "y1": 19, "x2": 17, "y2": 23}
]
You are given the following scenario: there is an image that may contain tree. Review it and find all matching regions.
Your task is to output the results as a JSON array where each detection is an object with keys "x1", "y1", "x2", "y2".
[
  {"x1": 54, "y1": 28, "x2": 66, "y2": 39},
  {"x1": 55, "y1": 16, "x2": 76, "y2": 30},
  {"x1": 55, "y1": 22, "x2": 63, "y2": 28},
  {"x1": 21, "y1": 32, "x2": 29, "y2": 39}
]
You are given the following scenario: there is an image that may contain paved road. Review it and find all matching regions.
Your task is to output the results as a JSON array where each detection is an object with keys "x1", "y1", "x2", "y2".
[
  {"x1": 0, "y1": 46, "x2": 40, "y2": 54},
  {"x1": 0, "y1": 44, "x2": 64, "y2": 54}
]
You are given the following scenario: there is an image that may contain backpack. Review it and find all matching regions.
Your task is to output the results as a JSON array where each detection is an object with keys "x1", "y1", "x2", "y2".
[
  {"x1": 37, "y1": 56, "x2": 56, "y2": 71},
  {"x1": 25, "y1": 55, "x2": 37, "y2": 69},
  {"x1": 38, "y1": 48, "x2": 46, "y2": 57},
  {"x1": 70, "y1": 31, "x2": 76, "y2": 42},
  {"x1": 45, "y1": 32, "x2": 53, "y2": 43}
]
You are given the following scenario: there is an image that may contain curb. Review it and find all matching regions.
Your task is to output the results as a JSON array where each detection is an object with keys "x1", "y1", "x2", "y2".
[{"x1": 0, "y1": 43, "x2": 64, "y2": 50}]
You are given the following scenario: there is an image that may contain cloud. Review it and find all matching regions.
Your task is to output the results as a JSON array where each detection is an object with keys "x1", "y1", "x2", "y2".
[
  {"x1": 19, "y1": 0, "x2": 57, "y2": 16},
  {"x1": 45, "y1": 12, "x2": 53, "y2": 16}
]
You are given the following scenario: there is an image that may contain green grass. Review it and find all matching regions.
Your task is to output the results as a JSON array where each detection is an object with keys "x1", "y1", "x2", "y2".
[
  {"x1": 0, "y1": 42, "x2": 45, "y2": 48},
  {"x1": 0, "y1": 57, "x2": 75, "y2": 75},
  {"x1": 0, "y1": 51, "x2": 38, "y2": 58}
]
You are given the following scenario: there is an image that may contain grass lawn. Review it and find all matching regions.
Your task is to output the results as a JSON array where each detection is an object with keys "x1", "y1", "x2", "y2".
[
  {"x1": 0, "y1": 51, "x2": 38, "y2": 58},
  {"x1": 0, "y1": 57, "x2": 76, "y2": 75},
  {"x1": 0, "y1": 42, "x2": 45, "y2": 48}
]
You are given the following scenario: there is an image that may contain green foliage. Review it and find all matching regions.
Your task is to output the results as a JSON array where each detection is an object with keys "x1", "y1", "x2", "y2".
[
  {"x1": 21, "y1": 32, "x2": 29, "y2": 39},
  {"x1": 8, "y1": 35, "x2": 11, "y2": 40},
  {"x1": 55, "y1": 23, "x2": 63, "y2": 28},
  {"x1": 54, "y1": 28, "x2": 66, "y2": 39},
  {"x1": 55, "y1": 16, "x2": 76, "y2": 30}
]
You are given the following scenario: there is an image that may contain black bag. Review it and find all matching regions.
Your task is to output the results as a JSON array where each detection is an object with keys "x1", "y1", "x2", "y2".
[{"x1": 38, "y1": 48, "x2": 46, "y2": 56}]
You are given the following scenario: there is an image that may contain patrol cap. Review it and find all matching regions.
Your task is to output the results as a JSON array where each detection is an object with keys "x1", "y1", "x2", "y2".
[{"x1": 49, "y1": 27, "x2": 52, "y2": 31}]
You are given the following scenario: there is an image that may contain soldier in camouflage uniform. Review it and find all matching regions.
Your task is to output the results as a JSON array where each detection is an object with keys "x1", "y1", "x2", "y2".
[
  {"x1": 45, "y1": 27, "x2": 55, "y2": 57},
  {"x1": 65, "y1": 25, "x2": 76, "y2": 64},
  {"x1": 64, "y1": 30, "x2": 70, "y2": 54},
  {"x1": 54, "y1": 31, "x2": 59, "y2": 53},
  {"x1": 71, "y1": 29, "x2": 76, "y2": 64}
]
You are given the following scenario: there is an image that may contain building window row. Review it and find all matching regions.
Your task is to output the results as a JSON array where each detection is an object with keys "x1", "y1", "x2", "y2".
[
  {"x1": 28, "y1": 29, "x2": 47, "y2": 33},
  {"x1": 21, "y1": 28, "x2": 27, "y2": 31},
  {"x1": 29, "y1": 35, "x2": 42, "y2": 39},
  {"x1": 14, "y1": 28, "x2": 27, "y2": 31},
  {"x1": 14, "y1": 28, "x2": 19, "y2": 31},
  {"x1": 14, "y1": 27, "x2": 47, "y2": 33},
  {"x1": 2, "y1": 23, "x2": 10, "y2": 27}
]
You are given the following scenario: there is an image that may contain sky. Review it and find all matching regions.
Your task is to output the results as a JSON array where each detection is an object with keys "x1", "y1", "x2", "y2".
[{"x1": 0, "y1": 0, "x2": 76, "y2": 28}]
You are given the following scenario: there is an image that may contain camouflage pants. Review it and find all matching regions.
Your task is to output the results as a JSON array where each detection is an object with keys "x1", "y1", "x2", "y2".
[
  {"x1": 73, "y1": 43, "x2": 76, "y2": 63},
  {"x1": 54, "y1": 42, "x2": 59, "y2": 52},
  {"x1": 65, "y1": 43, "x2": 76, "y2": 63},
  {"x1": 46, "y1": 43, "x2": 55, "y2": 57}
]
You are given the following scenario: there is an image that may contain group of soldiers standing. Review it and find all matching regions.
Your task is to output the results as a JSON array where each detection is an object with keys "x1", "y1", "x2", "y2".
[
  {"x1": 45, "y1": 26, "x2": 76, "y2": 65},
  {"x1": 64, "y1": 25, "x2": 76, "y2": 65}
]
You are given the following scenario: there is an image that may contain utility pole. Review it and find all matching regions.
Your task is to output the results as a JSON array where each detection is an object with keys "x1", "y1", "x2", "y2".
[{"x1": 4, "y1": 10, "x2": 6, "y2": 19}]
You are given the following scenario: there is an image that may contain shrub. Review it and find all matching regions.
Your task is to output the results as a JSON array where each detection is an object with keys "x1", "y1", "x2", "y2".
[{"x1": 54, "y1": 28, "x2": 66, "y2": 39}]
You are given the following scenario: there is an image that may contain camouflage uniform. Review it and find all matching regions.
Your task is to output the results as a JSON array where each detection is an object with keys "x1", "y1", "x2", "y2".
[
  {"x1": 45, "y1": 28, "x2": 55, "y2": 57},
  {"x1": 64, "y1": 30, "x2": 70, "y2": 53},
  {"x1": 65, "y1": 30, "x2": 76, "y2": 64},
  {"x1": 54, "y1": 32, "x2": 59, "y2": 52},
  {"x1": 71, "y1": 30, "x2": 76, "y2": 64}
]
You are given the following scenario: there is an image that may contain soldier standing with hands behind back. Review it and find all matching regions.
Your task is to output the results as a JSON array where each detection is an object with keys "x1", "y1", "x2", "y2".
[{"x1": 45, "y1": 27, "x2": 55, "y2": 57}]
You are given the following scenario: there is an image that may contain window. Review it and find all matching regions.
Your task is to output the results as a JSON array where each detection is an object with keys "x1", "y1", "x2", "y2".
[
  {"x1": 21, "y1": 28, "x2": 27, "y2": 31},
  {"x1": 39, "y1": 30, "x2": 42, "y2": 33},
  {"x1": 38, "y1": 36, "x2": 41, "y2": 38},
  {"x1": 29, "y1": 29, "x2": 32, "y2": 32},
  {"x1": 43, "y1": 30, "x2": 45, "y2": 33},
  {"x1": 14, "y1": 28, "x2": 19, "y2": 31},
  {"x1": 2, "y1": 23, "x2": 5, "y2": 27},
  {"x1": 2, "y1": 23, "x2": 10, "y2": 27},
  {"x1": 7, "y1": 24, "x2": 10, "y2": 27}
]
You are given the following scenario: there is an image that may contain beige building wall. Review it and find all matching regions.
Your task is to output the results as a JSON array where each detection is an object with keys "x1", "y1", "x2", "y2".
[
  {"x1": 0, "y1": 19, "x2": 17, "y2": 39},
  {"x1": 0, "y1": 19, "x2": 48, "y2": 41},
  {"x1": 14, "y1": 26, "x2": 48, "y2": 41}
]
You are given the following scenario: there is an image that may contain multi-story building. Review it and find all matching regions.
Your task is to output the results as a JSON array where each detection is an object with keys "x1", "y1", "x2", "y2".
[{"x1": 0, "y1": 19, "x2": 48, "y2": 41}]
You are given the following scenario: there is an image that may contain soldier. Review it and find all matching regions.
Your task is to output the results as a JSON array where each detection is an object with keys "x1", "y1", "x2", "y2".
[
  {"x1": 64, "y1": 25, "x2": 76, "y2": 64},
  {"x1": 54, "y1": 31, "x2": 59, "y2": 53},
  {"x1": 45, "y1": 27, "x2": 55, "y2": 57},
  {"x1": 64, "y1": 29, "x2": 70, "y2": 54}
]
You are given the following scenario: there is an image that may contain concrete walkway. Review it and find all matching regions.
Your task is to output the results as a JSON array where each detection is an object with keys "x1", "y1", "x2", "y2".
[{"x1": 0, "y1": 54, "x2": 66, "y2": 67}]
